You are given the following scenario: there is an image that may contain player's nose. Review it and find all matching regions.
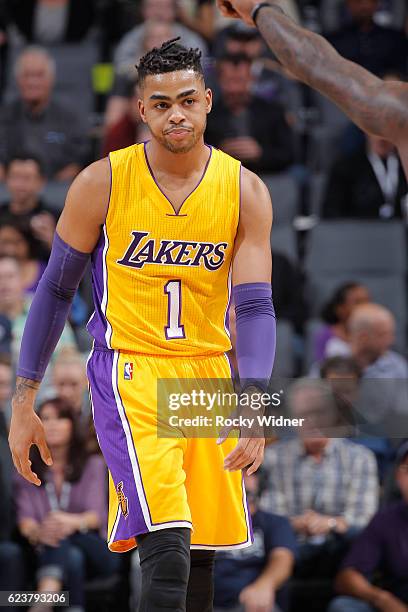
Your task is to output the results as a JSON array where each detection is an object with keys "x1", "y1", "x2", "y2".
[{"x1": 168, "y1": 107, "x2": 186, "y2": 124}]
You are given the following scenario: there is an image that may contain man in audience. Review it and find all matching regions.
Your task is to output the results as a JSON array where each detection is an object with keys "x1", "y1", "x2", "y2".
[
  {"x1": 113, "y1": 0, "x2": 207, "y2": 81},
  {"x1": 104, "y1": 19, "x2": 174, "y2": 129},
  {"x1": 328, "y1": 440, "x2": 408, "y2": 612},
  {"x1": 0, "y1": 256, "x2": 76, "y2": 366},
  {"x1": 319, "y1": 355, "x2": 393, "y2": 476},
  {"x1": 326, "y1": 0, "x2": 407, "y2": 76},
  {"x1": 322, "y1": 133, "x2": 407, "y2": 219},
  {"x1": 0, "y1": 155, "x2": 57, "y2": 258},
  {"x1": 347, "y1": 304, "x2": 408, "y2": 469},
  {"x1": 0, "y1": 46, "x2": 89, "y2": 181},
  {"x1": 261, "y1": 379, "x2": 378, "y2": 579},
  {"x1": 214, "y1": 469, "x2": 297, "y2": 612},
  {"x1": 102, "y1": 83, "x2": 146, "y2": 156},
  {"x1": 206, "y1": 53, "x2": 294, "y2": 174},
  {"x1": 0, "y1": 354, "x2": 26, "y2": 592},
  {"x1": 51, "y1": 348, "x2": 91, "y2": 426},
  {"x1": 348, "y1": 304, "x2": 408, "y2": 378}
]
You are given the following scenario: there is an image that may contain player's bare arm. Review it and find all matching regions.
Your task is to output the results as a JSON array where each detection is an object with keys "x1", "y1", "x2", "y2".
[
  {"x1": 232, "y1": 167, "x2": 272, "y2": 285},
  {"x1": 9, "y1": 158, "x2": 110, "y2": 486},
  {"x1": 217, "y1": 0, "x2": 408, "y2": 149},
  {"x1": 220, "y1": 167, "x2": 273, "y2": 476}
]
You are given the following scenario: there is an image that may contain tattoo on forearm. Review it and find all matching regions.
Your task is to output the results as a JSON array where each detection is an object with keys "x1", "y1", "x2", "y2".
[
  {"x1": 13, "y1": 377, "x2": 40, "y2": 405},
  {"x1": 256, "y1": 6, "x2": 408, "y2": 142}
]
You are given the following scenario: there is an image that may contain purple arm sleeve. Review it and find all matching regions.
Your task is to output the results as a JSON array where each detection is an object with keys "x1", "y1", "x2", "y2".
[
  {"x1": 232, "y1": 282, "x2": 276, "y2": 392},
  {"x1": 17, "y1": 232, "x2": 90, "y2": 382}
]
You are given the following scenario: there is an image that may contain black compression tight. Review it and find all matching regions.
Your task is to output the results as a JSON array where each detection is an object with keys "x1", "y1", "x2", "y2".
[{"x1": 137, "y1": 528, "x2": 215, "y2": 612}]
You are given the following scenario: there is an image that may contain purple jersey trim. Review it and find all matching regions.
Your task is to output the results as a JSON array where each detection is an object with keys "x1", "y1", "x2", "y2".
[{"x1": 87, "y1": 155, "x2": 113, "y2": 348}]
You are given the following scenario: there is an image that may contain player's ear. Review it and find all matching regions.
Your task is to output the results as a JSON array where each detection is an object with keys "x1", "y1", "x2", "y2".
[
  {"x1": 138, "y1": 98, "x2": 147, "y2": 123},
  {"x1": 205, "y1": 88, "x2": 212, "y2": 114}
]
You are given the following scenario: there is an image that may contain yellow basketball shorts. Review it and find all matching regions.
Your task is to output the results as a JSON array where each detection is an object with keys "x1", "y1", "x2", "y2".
[{"x1": 87, "y1": 347, "x2": 253, "y2": 553}]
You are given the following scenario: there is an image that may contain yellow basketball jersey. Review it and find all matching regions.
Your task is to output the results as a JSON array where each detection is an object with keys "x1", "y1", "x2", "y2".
[{"x1": 87, "y1": 142, "x2": 240, "y2": 356}]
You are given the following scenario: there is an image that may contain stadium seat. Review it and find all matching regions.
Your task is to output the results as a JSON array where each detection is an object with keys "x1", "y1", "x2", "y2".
[
  {"x1": 261, "y1": 172, "x2": 300, "y2": 225},
  {"x1": 272, "y1": 320, "x2": 296, "y2": 378},
  {"x1": 304, "y1": 221, "x2": 408, "y2": 349},
  {"x1": 41, "y1": 181, "x2": 71, "y2": 211},
  {"x1": 308, "y1": 172, "x2": 328, "y2": 217},
  {"x1": 271, "y1": 225, "x2": 298, "y2": 264},
  {"x1": 304, "y1": 318, "x2": 323, "y2": 370},
  {"x1": 306, "y1": 92, "x2": 351, "y2": 171},
  {"x1": 305, "y1": 221, "x2": 407, "y2": 275}
]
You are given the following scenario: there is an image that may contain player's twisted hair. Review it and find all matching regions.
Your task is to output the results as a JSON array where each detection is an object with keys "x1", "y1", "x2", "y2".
[{"x1": 136, "y1": 37, "x2": 203, "y2": 86}]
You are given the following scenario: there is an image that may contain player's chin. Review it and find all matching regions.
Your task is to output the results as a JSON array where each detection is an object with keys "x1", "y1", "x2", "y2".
[{"x1": 163, "y1": 132, "x2": 197, "y2": 154}]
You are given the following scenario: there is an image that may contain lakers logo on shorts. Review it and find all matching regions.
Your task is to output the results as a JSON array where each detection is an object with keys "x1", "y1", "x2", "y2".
[{"x1": 116, "y1": 481, "x2": 129, "y2": 518}]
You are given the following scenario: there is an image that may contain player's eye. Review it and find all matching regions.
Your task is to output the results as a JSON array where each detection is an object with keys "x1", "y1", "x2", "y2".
[
  {"x1": 155, "y1": 102, "x2": 169, "y2": 109},
  {"x1": 184, "y1": 99, "x2": 195, "y2": 106}
]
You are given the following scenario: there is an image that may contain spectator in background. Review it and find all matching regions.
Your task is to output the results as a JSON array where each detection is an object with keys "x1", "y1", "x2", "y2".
[
  {"x1": 0, "y1": 353, "x2": 26, "y2": 593},
  {"x1": 261, "y1": 379, "x2": 378, "y2": 579},
  {"x1": 102, "y1": 83, "x2": 147, "y2": 156},
  {"x1": 313, "y1": 282, "x2": 371, "y2": 362},
  {"x1": 7, "y1": 0, "x2": 96, "y2": 44},
  {"x1": 14, "y1": 398, "x2": 119, "y2": 612},
  {"x1": 213, "y1": 23, "x2": 298, "y2": 107},
  {"x1": 214, "y1": 469, "x2": 296, "y2": 612},
  {"x1": 322, "y1": 133, "x2": 407, "y2": 219},
  {"x1": 176, "y1": 0, "x2": 216, "y2": 42},
  {"x1": 205, "y1": 54, "x2": 294, "y2": 174},
  {"x1": 0, "y1": 155, "x2": 57, "y2": 259},
  {"x1": 326, "y1": 0, "x2": 408, "y2": 75},
  {"x1": 318, "y1": 357, "x2": 392, "y2": 479},
  {"x1": 328, "y1": 441, "x2": 408, "y2": 612},
  {"x1": 113, "y1": 0, "x2": 207, "y2": 86},
  {"x1": 0, "y1": 47, "x2": 89, "y2": 182},
  {"x1": 349, "y1": 303, "x2": 408, "y2": 378},
  {"x1": 51, "y1": 348, "x2": 91, "y2": 428},
  {"x1": 105, "y1": 19, "x2": 174, "y2": 129},
  {"x1": 0, "y1": 256, "x2": 76, "y2": 366},
  {"x1": 0, "y1": 217, "x2": 47, "y2": 295},
  {"x1": 320, "y1": 356, "x2": 363, "y2": 437},
  {"x1": 0, "y1": 314, "x2": 12, "y2": 356}
]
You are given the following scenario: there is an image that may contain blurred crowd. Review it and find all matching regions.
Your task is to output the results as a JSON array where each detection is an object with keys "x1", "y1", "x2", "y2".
[{"x1": 0, "y1": 0, "x2": 407, "y2": 611}]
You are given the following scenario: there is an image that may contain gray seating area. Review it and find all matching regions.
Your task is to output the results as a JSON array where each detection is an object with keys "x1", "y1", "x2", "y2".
[
  {"x1": 262, "y1": 172, "x2": 300, "y2": 225},
  {"x1": 272, "y1": 320, "x2": 296, "y2": 378},
  {"x1": 304, "y1": 221, "x2": 408, "y2": 351}
]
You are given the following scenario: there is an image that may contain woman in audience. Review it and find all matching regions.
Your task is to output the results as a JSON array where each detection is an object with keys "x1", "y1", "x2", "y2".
[
  {"x1": 0, "y1": 216, "x2": 47, "y2": 295},
  {"x1": 14, "y1": 398, "x2": 120, "y2": 612},
  {"x1": 314, "y1": 282, "x2": 370, "y2": 362}
]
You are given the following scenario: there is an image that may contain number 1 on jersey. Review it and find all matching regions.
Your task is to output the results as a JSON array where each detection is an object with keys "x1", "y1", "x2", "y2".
[{"x1": 164, "y1": 280, "x2": 185, "y2": 340}]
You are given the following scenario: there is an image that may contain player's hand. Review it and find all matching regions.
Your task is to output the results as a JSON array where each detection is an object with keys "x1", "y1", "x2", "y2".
[
  {"x1": 9, "y1": 382, "x2": 53, "y2": 486},
  {"x1": 239, "y1": 577, "x2": 276, "y2": 611},
  {"x1": 216, "y1": 0, "x2": 259, "y2": 26},
  {"x1": 222, "y1": 434, "x2": 265, "y2": 474}
]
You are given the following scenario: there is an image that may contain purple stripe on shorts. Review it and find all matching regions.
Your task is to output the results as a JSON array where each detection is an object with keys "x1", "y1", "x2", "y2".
[
  {"x1": 87, "y1": 349, "x2": 148, "y2": 541},
  {"x1": 242, "y1": 472, "x2": 254, "y2": 544}
]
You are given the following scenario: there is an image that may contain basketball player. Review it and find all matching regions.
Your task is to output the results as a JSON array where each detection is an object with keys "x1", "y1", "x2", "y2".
[
  {"x1": 8, "y1": 40, "x2": 276, "y2": 611},
  {"x1": 218, "y1": 0, "x2": 408, "y2": 178}
]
